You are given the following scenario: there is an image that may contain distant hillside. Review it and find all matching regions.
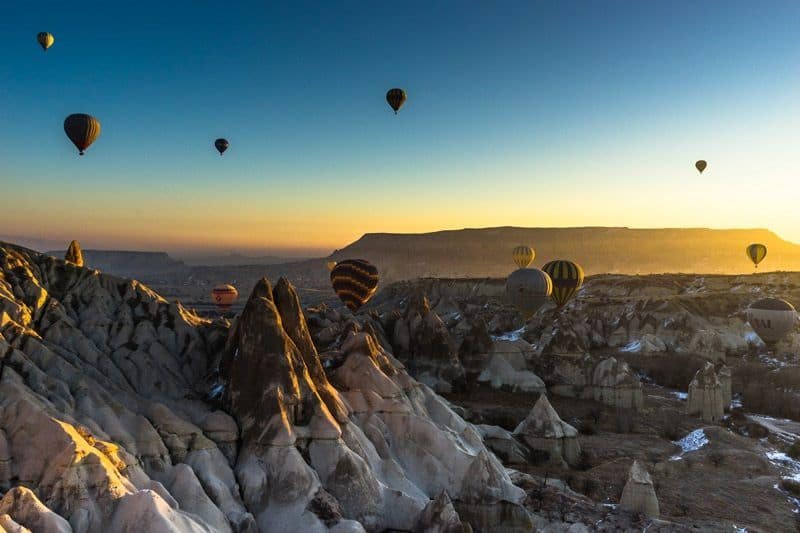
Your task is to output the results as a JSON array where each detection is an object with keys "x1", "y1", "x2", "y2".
[
  {"x1": 179, "y1": 253, "x2": 299, "y2": 267},
  {"x1": 45, "y1": 249, "x2": 186, "y2": 277},
  {"x1": 330, "y1": 227, "x2": 800, "y2": 280}
]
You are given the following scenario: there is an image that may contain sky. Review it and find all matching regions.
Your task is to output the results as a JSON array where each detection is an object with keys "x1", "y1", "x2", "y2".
[{"x1": 2, "y1": 1, "x2": 800, "y2": 257}]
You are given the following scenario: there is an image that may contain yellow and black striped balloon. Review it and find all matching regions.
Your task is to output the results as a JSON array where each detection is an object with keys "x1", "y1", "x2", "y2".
[
  {"x1": 37, "y1": 32, "x2": 54, "y2": 51},
  {"x1": 64, "y1": 114, "x2": 101, "y2": 155},
  {"x1": 512, "y1": 245, "x2": 535, "y2": 268},
  {"x1": 386, "y1": 88, "x2": 407, "y2": 114},
  {"x1": 746, "y1": 243, "x2": 767, "y2": 269},
  {"x1": 331, "y1": 259, "x2": 379, "y2": 312},
  {"x1": 542, "y1": 260, "x2": 584, "y2": 307}
]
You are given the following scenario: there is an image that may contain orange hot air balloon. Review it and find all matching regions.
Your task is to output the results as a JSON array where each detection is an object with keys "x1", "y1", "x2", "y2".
[
  {"x1": 37, "y1": 32, "x2": 55, "y2": 51},
  {"x1": 211, "y1": 284, "x2": 238, "y2": 313}
]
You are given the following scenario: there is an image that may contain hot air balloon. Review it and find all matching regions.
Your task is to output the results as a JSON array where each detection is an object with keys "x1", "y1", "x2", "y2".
[
  {"x1": 746, "y1": 243, "x2": 767, "y2": 269},
  {"x1": 64, "y1": 114, "x2": 101, "y2": 155},
  {"x1": 211, "y1": 284, "x2": 238, "y2": 313},
  {"x1": 37, "y1": 32, "x2": 54, "y2": 51},
  {"x1": 330, "y1": 259, "x2": 379, "y2": 312},
  {"x1": 542, "y1": 260, "x2": 584, "y2": 307},
  {"x1": 386, "y1": 88, "x2": 407, "y2": 114},
  {"x1": 512, "y1": 245, "x2": 535, "y2": 269},
  {"x1": 747, "y1": 297, "x2": 796, "y2": 346},
  {"x1": 326, "y1": 260, "x2": 337, "y2": 272},
  {"x1": 505, "y1": 268, "x2": 552, "y2": 318},
  {"x1": 215, "y1": 138, "x2": 229, "y2": 155},
  {"x1": 695, "y1": 160, "x2": 707, "y2": 174}
]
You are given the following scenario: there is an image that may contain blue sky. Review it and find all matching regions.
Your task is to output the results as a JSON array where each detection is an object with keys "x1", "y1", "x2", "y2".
[{"x1": 2, "y1": 1, "x2": 800, "y2": 255}]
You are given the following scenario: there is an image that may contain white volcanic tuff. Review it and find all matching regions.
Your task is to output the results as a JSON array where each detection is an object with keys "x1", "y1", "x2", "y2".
[
  {"x1": 513, "y1": 394, "x2": 581, "y2": 468},
  {"x1": 686, "y1": 362, "x2": 725, "y2": 423},
  {"x1": 0, "y1": 243, "x2": 252, "y2": 532},
  {"x1": 224, "y1": 277, "x2": 531, "y2": 531},
  {"x1": 549, "y1": 355, "x2": 644, "y2": 410},
  {"x1": 619, "y1": 460, "x2": 659, "y2": 519},
  {"x1": 477, "y1": 339, "x2": 546, "y2": 393}
]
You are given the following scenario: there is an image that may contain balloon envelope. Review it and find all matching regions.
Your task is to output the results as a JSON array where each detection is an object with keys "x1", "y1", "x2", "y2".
[
  {"x1": 215, "y1": 138, "x2": 229, "y2": 155},
  {"x1": 64, "y1": 114, "x2": 101, "y2": 155},
  {"x1": 747, "y1": 297, "x2": 796, "y2": 345},
  {"x1": 37, "y1": 32, "x2": 54, "y2": 51},
  {"x1": 330, "y1": 259, "x2": 379, "y2": 312},
  {"x1": 542, "y1": 260, "x2": 584, "y2": 307},
  {"x1": 386, "y1": 88, "x2": 407, "y2": 114},
  {"x1": 211, "y1": 284, "x2": 238, "y2": 312},
  {"x1": 505, "y1": 268, "x2": 552, "y2": 318},
  {"x1": 695, "y1": 160, "x2": 707, "y2": 173},
  {"x1": 746, "y1": 243, "x2": 767, "y2": 268},
  {"x1": 512, "y1": 245, "x2": 535, "y2": 269},
  {"x1": 326, "y1": 260, "x2": 337, "y2": 272}
]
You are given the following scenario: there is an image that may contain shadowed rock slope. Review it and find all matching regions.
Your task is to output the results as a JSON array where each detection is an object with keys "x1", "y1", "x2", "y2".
[{"x1": 0, "y1": 242, "x2": 534, "y2": 532}]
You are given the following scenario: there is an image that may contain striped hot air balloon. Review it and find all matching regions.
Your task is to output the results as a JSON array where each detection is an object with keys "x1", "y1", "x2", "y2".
[
  {"x1": 746, "y1": 243, "x2": 767, "y2": 269},
  {"x1": 64, "y1": 114, "x2": 101, "y2": 155},
  {"x1": 386, "y1": 88, "x2": 407, "y2": 114},
  {"x1": 330, "y1": 259, "x2": 379, "y2": 312},
  {"x1": 747, "y1": 297, "x2": 796, "y2": 346},
  {"x1": 512, "y1": 245, "x2": 535, "y2": 269},
  {"x1": 542, "y1": 260, "x2": 584, "y2": 307},
  {"x1": 37, "y1": 32, "x2": 54, "y2": 51},
  {"x1": 211, "y1": 284, "x2": 238, "y2": 313},
  {"x1": 505, "y1": 268, "x2": 552, "y2": 318}
]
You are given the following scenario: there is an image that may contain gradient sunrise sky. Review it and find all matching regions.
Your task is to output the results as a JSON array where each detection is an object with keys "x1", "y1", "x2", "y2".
[{"x1": 2, "y1": 1, "x2": 800, "y2": 256}]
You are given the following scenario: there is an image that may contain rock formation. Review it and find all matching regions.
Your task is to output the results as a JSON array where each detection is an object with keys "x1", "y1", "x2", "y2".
[
  {"x1": 64, "y1": 240, "x2": 84, "y2": 267},
  {"x1": 619, "y1": 460, "x2": 659, "y2": 518},
  {"x1": 686, "y1": 362, "x2": 725, "y2": 423},
  {"x1": 385, "y1": 288, "x2": 466, "y2": 392},
  {"x1": 513, "y1": 394, "x2": 580, "y2": 468},
  {"x1": 477, "y1": 339, "x2": 546, "y2": 393},
  {"x1": 718, "y1": 364, "x2": 732, "y2": 409},
  {"x1": 0, "y1": 242, "x2": 534, "y2": 532},
  {"x1": 549, "y1": 356, "x2": 644, "y2": 409}
]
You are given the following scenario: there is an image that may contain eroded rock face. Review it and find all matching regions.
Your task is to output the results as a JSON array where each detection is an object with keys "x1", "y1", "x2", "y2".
[
  {"x1": 0, "y1": 242, "x2": 535, "y2": 532},
  {"x1": 513, "y1": 394, "x2": 580, "y2": 468},
  {"x1": 65, "y1": 240, "x2": 84, "y2": 267},
  {"x1": 619, "y1": 460, "x2": 659, "y2": 518},
  {"x1": 686, "y1": 362, "x2": 725, "y2": 423},
  {"x1": 549, "y1": 355, "x2": 643, "y2": 410}
]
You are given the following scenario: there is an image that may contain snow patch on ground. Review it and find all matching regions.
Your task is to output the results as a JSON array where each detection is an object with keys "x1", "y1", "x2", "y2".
[
  {"x1": 208, "y1": 384, "x2": 225, "y2": 399},
  {"x1": 619, "y1": 340, "x2": 641, "y2": 353},
  {"x1": 744, "y1": 331, "x2": 762, "y2": 344},
  {"x1": 491, "y1": 326, "x2": 526, "y2": 342},
  {"x1": 671, "y1": 391, "x2": 688, "y2": 401},
  {"x1": 670, "y1": 429, "x2": 708, "y2": 460},
  {"x1": 759, "y1": 355, "x2": 789, "y2": 368}
]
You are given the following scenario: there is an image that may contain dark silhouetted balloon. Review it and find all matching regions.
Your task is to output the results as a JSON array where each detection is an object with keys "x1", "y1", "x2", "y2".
[
  {"x1": 695, "y1": 160, "x2": 707, "y2": 174},
  {"x1": 331, "y1": 259, "x2": 379, "y2": 312},
  {"x1": 215, "y1": 138, "x2": 229, "y2": 155},
  {"x1": 512, "y1": 245, "x2": 535, "y2": 268},
  {"x1": 211, "y1": 284, "x2": 238, "y2": 313},
  {"x1": 747, "y1": 297, "x2": 796, "y2": 345},
  {"x1": 542, "y1": 260, "x2": 584, "y2": 307},
  {"x1": 37, "y1": 32, "x2": 54, "y2": 51},
  {"x1": 386, "y1": 88, "x2": 407, "y2": 114},
  {"x1": 64, "y1": 114, "x2": 101, "y2": 155},
  {"x1": 505, "y1": 268, "x2": 552, "y2": 318},
  {"x1": 746, "y1": 243, "x2": 767, "y2": 269}
]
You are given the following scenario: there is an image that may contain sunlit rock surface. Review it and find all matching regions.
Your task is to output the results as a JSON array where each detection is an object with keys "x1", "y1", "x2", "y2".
[
  {"x1": 686, "y1": 362, "x2": 725, "y2": 423},
  {"x1": 0, "y1": 242, "x2": 533, "y2": 532}
]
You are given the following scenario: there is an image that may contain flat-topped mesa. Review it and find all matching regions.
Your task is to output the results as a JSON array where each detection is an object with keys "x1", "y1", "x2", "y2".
[
  {"x1": 686, "y1": 361, "x2": 725, "y2": 423},
  {"x1": 513, "y1": 394, "x2": 580, "y2": 467},
  {"x1": 620, "y1": 460, "x2": 660, "y2": 518}
]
